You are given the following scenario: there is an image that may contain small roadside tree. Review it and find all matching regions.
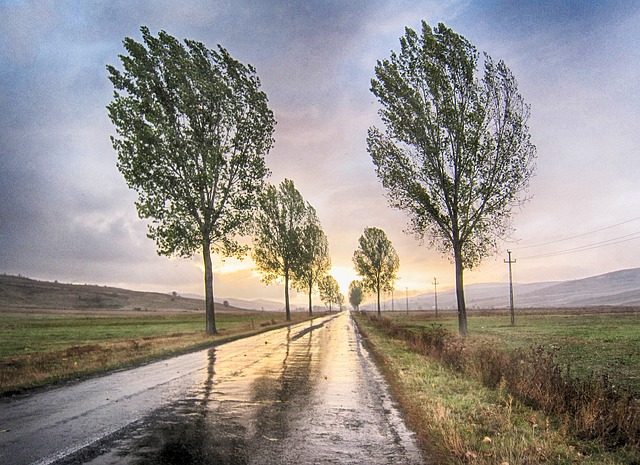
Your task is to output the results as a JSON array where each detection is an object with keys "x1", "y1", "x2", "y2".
[
  {"x1": 368, "y1": 21, "x2": 536, "y2": 335},
  {"x1": 252, "y1": 179, "x2": 311, "y2": 321},
  {"x1": 319, "y1": 275, "x2": 343, "y2": 312},
  {"x1": 352, "y1": 227, "x2": 399, "y2": 318},
  {"x1": 107, "y1": 27, "x2": 275, "y2": 334},
  {"x1": 348, "y1": 280, "x2": 364, "y2": 311},
  {"x1": 292, "y1": 207, "x2": 331, "y2": 315}
]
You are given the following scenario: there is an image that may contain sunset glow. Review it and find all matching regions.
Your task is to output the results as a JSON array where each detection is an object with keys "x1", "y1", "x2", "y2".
[{"x1": 2, "y1": 2, "x2": 640, "y2": 306}]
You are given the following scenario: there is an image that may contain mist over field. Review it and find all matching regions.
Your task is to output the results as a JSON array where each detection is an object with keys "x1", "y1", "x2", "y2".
[
  {"x1": 369, "y1": 268, "x2": 640, "y2": 311},
  {"x1": 5, "y1": 267, "x2": 640, "y2": 313}
]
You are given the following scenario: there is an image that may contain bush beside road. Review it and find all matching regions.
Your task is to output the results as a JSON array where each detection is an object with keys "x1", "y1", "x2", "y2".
[{"x1": 354, "y1": 310, "x2": 640, "y2": 464}]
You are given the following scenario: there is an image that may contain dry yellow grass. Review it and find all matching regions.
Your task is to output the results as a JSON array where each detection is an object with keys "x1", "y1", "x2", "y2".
[{"x1": 2, "y1": 332, "x2": 207, "y2": 393}]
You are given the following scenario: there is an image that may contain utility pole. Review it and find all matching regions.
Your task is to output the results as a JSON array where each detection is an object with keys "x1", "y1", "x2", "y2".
[
  {"x1": 433, "y1": 277, "x2": 439, "y2": 318},
  {"x1": 505, "y1": 250, "x2": 516, "y2": 326},
  {"x1": 405, "y1": 287, "x2": 409, "y2": 314}
]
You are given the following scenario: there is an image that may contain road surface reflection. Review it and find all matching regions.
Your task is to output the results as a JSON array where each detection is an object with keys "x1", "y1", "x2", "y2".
[{"x1": 1, "y1": 313, "x2": 423, "y2": 464}]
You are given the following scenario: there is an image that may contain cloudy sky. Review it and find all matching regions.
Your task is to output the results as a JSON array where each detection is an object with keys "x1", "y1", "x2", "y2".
[{"x1": 2, "y1": 0, "x2": 640, "y2": 305}]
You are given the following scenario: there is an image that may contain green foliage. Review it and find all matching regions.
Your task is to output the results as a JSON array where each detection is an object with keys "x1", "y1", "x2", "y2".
[
  {"x1": 348, "y1": 280, "x2": 364, "y2": 310},
  {"x1": 352, "y1": 227, "x2": 399, "y2": 317},
  {"x1": 107, "y1": 27, "x2": 274, "y2": 259},
  {"x1": 292, "y1": 206, "x2": 331, "y2": 314},
  {"x1": 367, "y1": 21, "x2": 536, "y2": 334},
  {"x1": 319, "y1": 275, "x2": 343, "y2": 311},
  {"x1": 252, "y1": 179, "x2": 312, "y2": 320},
  {"x1": 106, "y1": 27, "x2": 275, "y2": 334}
]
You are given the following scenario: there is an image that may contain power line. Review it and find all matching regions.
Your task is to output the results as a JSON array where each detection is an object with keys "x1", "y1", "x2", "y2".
[
  {"x1": 511, "y1": 215, "x2": 640, "y2": 251},
  {"x1": 519, "y1": 231, "x2": 640, "y2": 260}
]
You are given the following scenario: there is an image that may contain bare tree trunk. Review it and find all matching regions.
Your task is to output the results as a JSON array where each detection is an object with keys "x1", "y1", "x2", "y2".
[
  {"x1": 308, "y1": 281, "x2": 313, "y2": 315},
  {"x1": 454, "y1": 243, "x2": 467, "y2": 336},
  {"x1": 284, "y1": 268, "x2": 291, "y2": 321},
  {"x1": 203, "y1": 240, "x2": 217, "y2": 335},
  {"x1": 376, "y1": 277, "x2": 381, "y2": 319}
]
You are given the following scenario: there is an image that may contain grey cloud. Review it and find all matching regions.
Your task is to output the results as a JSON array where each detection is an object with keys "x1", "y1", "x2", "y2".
[
  {"x1": 0, "y1": 1, "x2": 60, "y2": 65},
  {"x1": 2, "y1": 0, "x2": 640, "y2": 297}
]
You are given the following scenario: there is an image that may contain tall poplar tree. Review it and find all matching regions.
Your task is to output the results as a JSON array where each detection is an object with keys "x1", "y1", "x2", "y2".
[
  {"x1": 107, "y1": 27, "x2": 275, "y2": 334},
  {"x1": 319, "y1": 275, "x2": 343, "y2": 312},
  {"x1": 368, "y1": 22, "x2": 536, "y2": 334},
  {"x1": 348, "y1": 280, "x2": 364, "y2": 311},
  {"x1": 252, "y1": 179, "x2": 310, "y2": 321},
  {"x1": 352, "y1": 227, "x2": 399, "y2": 318},
  {"x1": 292, "y1": 207, "x2": 331, "y2": 315}
]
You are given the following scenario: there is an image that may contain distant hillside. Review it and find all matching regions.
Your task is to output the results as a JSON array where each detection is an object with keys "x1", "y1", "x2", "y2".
[
  {"x1": 6, "y1": 267, "x2": 640, "y2": 313},
  {"x1": 0, "y1": 275, "x2": 249, "y2": 313},
  {"x1": 212, "y1": 296, "x2": 286, "y2": 312},
  {"x1": 509, "y1": 268, "x2": 640, "y2": 308},
  {"x1": 387, "y1": 268, "x2": 640, "y2": 310},
  {"x1": 179, "y1": 293, "x2": 288, "y2": 312},
  {"x1": 403, "y1": 282, "x2": 558, "y2": 310}
]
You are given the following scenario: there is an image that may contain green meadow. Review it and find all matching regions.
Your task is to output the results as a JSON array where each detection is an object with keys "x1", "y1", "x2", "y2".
[
  {"x1": 0, "y1": 310, "x2": 306, "y2": 394},
  {"x1": 355, "y1": 309, "x2": 640, "y2": 463},
  {"x1": 384, "y1": 309, "x2": 640, "y2": 392}
]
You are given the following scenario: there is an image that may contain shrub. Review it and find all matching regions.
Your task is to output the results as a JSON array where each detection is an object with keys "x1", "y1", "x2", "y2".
[{"x1": 365, "y1": 315, "x2": 640, "y2": 454}]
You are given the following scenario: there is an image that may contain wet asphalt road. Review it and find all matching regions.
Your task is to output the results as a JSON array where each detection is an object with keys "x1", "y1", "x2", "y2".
[{"x1": 0, "y1": 312, "x2": 424, "y2": 464}]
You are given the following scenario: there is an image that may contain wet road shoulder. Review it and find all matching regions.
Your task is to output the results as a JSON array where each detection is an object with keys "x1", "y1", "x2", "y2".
[{"x1": 1, "y1": 313, "x2": 424, "y2": 464}]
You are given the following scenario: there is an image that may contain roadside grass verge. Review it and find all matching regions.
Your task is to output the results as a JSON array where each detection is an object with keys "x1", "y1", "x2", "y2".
[
  {"x1": 386, "y1": 309, "x2": 640, "y2": 393},
  {"x1": 0, "y1": 310, "x2": 313, "y2": 395},
  {"x1": 354, "y1": 313, "x2": 639, "y2": 464}
]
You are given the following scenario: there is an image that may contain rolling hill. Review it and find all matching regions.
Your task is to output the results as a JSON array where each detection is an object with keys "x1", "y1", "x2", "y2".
[
  {"x1": 0, "y1": 274, "x2": 239, "y2": 312},
  {"x1": 393, "y1": 268, "x2": 640, "y2": 310},
  {"x1": 4, "y1": 267, "x2": 640, "y2": 313}
]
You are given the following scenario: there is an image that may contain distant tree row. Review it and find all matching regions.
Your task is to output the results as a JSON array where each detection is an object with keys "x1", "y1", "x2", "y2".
[
  {"x1": 318, "y1": 275, "x2": 343, "y2": 312},
  {"x1": 108, "y1": 20, "x2": 536, "y2": 335},
  {"x1": 107, "y1": 28, "x2": 341, "y2": 333},
  {"x1": 252, "y1": 179, "x2": 335, "y2": 321},
  {"x1": 352, "y1": 227, "x2": 399, "y2": 318}
]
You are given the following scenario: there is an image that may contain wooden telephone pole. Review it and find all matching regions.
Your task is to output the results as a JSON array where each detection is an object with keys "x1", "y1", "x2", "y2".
[
  {"x1": 405, "y1": 287, "x2": 409, "y2": 314},
  {"x1": 505, "y1": 250, "x2": 516, "y2": 326},
  {"x1": 433, "y1": 277, "x2": 439, "y2": 318}
]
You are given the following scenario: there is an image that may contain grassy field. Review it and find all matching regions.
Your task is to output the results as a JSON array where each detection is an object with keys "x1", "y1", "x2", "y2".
[
  {"x1": 0, "y1": 309, "x2": 312, "y2": 395},
  {"x1": 382, "y1": 309, "x2": 640, "y2": 392},
  {"x1": 354, "y1": 309, "x2": 640, "y2": 464}
]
